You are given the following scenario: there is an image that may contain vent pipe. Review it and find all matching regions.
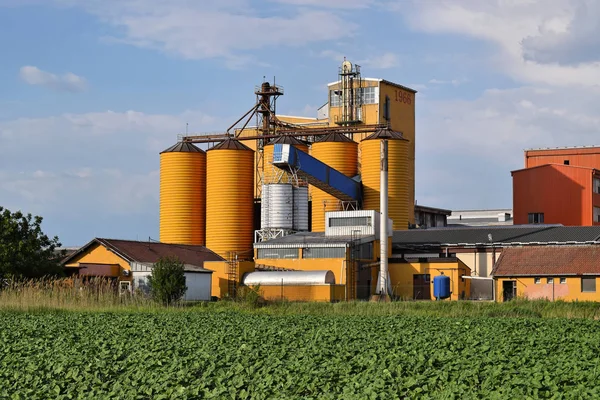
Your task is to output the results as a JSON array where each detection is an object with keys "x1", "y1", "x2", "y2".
[{"x1": 377, "y1": 139, "x2": 391, "y2": 297}]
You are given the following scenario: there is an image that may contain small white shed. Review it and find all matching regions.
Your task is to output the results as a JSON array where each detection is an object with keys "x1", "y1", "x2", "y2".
[{"x1": 131, "y1": 262, "x2": 213, "y2": 301}]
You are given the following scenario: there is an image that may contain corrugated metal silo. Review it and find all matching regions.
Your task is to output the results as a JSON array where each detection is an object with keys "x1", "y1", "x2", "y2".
[
  {"x1": 159, "y1": 142, "x2": 206, "y2": 245},
  {"x1": 206, "y1": 139, "x2": 255, "y2": 258},
  {"x1": 360, "y1": 129, "x2": 410, "y2": 231},
  {"x1": 262, "y1": 135, "x2": 309, "y2": 184},
  {"x1": 310, "y1": 133, "x2": 358, "y2": 231}
]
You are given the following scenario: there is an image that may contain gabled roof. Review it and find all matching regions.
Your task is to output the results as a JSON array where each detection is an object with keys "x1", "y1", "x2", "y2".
[
  {"x1": 62, "y1": 238, "x2": 224, "y2": 271},
  {"x1": 393, "y1": 225, "x2": 600, "y2": 248},
  {"x1": 492, "y1": 246, "x2": 600, "y2": 276}
]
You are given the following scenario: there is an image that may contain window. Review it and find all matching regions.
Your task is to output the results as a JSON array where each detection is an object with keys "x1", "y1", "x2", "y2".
[
  {"x1": 595, "y1": 207, "x2": 600, "y2": 223},
  {"x1": 560, "y1": 277, "x2": 567, "y2": 284},
  {"x1": 330, "y1": 90, "x2": 341, "y2": 107},
  {"x1": 528, "y1": 213, "x2": 544, "y2": 224},
  {"x1": 360, "y1": 86, "x2": 378, "y2": 104},
  {"x1": 257, "y1": 248, "x2": 298, "y2": 259},
  {"x1": 534, "y1": 277, "x2": 541, "y2": 284},
  {"x1": 547, "y1": 278, "x2": 554, "y2": 284},
  {"x1": 581, "y1": 277, "x2": 596, "y2": 292},
  {"x1": 303, "y1": 247, "x2": 345, "y2": 259},
  {"x1": 329, "y1": 216, "x2": 372, "y2": 227},
  {"x1": 564, "y1": 160, "x2": 570, "y2": 165},
  {"x1": 594, "y1": 178, "x2": 600, "y2": 194}
]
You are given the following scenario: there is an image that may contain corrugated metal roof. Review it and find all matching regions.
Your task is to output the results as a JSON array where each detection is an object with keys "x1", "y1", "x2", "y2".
[
  {"x1": 160, "y1": 142, "x2": 204, "y2": 154},
  {"x1": 362, "y1": 128, "x2": 406, "y2": 141},
  {"x1": 315, "y1": 132, "x2": 355, "y2": 143},
  {"x1": 393, "y1": 225, "x2": 600, "y2": 247},
  {"x1": 208, "y1": 139, "x2": 253, "y2": 151},
  {"x1": 492, "y1": 246, "x2": 600, "y2": 276}
]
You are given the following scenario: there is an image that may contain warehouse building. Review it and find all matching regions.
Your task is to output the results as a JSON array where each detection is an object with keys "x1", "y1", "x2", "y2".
[
  {"x1": 513, "y1": 146, "x2": 600, "y2": 226},
  {"x1": 493, "y1": 246, "x2": 600, "y2": 302},
  {"x1": 62, "y1": 238, "x2": 222, "y2": 301},
  {"x1": 447, "y1": 209, "x2": 513, "y2": 227}
]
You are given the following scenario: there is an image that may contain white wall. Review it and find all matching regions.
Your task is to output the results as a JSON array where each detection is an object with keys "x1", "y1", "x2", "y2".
[{"x1": 132, "y1": 271, "x2": 212, "y2": 301}]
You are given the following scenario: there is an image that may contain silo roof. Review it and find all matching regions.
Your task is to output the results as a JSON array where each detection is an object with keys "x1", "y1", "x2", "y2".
[
  {"x1": 208, "y1": 138, "x2": 253, "y2": 151},
  {"x1": 315, "y1": 132, "x2": 355, "y2": 143},
  {"x1": 160, "y1": 142, "x2": 205, "y2": 154},
  {"x1": 266, "y1": 135, "x2": 308, "y2": 146},
  {"x1": 362, "y1": 127, "x2": 407, "y2": 141}
]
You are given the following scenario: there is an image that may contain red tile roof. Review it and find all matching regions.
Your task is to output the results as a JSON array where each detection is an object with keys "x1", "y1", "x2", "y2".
[
  {"x1": 492, "y1": 246, "x2": 600, "y2": 276},
  {"x1": 62, "y1": 238, "x2": 224, "y2": 270}
]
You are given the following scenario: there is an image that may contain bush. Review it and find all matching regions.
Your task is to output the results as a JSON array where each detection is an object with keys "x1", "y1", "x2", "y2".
[{"x1": 148, "y1": 256, "x2": 187, "y2": 306}]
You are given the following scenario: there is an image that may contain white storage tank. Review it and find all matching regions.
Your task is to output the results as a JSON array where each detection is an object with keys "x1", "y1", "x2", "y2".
[
  {"x1": 293, "y1": 186, "x2": 309, "y2": 231},
  {"x1": 261, "y1": 183, "x2": 294, "y2": 229}
]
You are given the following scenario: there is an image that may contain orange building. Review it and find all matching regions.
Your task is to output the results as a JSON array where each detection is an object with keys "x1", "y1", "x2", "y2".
[
  {"x1": 512, "y1": 164, "x2": 600, "y2": 225},
  {"x1": 525, "y1": 146, "x2": 600, "y2": 169},
  {"x1": 513, "y1": 146, "x2": 600, "y2": 226}
]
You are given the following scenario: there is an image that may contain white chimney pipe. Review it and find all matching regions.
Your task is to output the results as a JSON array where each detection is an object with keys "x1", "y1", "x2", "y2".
[{"x1": 378, "y1": 139, "x2": 389, "y2": 295}]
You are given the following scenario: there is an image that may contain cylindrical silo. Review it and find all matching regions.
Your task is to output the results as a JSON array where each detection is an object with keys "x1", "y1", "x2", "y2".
[
  {"x1": 261, "y1": 183, "x2": 294, "y2": 229},
  {"x1": 206, "y1": 139, "x2": 255, "y2": 258},
  {"x1": 310, "y1": 133, "x2": 358, "y2": 231},
  {"x1": 360, "y1": 129, "x2": 409, "y2": 231},
  {"x1": 262, "y1": 135, "x2": 309, "y2": 185},
  {"x1": 159, "y1": 142, "x2": 206, "y2": 245}
]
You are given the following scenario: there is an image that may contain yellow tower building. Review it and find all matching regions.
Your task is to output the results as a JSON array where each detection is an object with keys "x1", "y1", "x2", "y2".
[
  {"x1": 360, "y1": 129, "x2": 410, "y2": 230},
  {"x1": 159, "y1": 142, "x2": 206, "y2": 245},
  {"x1": 206, "y1": 139, "x2": 255, "y2": 259}
]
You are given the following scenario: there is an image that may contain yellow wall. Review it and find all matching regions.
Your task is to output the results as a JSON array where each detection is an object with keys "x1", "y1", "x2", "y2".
[
  {"x1": 248, "y1": 284, "x2": 345, "y2": 302},
  {"x1": 456, "y1": 252, "x2": 495, "y2": 277},
  {"x1": 379, "y1": 260, "x2": 471, "y2": 301},
  {"x1": 496, "y1": 276, "x2": 600, "y2": 302},
  {"x1": 65, "y1": 243, "x2": 130, "y2": 279},
  {"x1": 203, "y1": 261, "x2": 255, "y2": 299}
]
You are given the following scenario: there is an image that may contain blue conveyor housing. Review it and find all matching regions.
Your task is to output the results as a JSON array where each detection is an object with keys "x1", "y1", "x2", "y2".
[{"x1": 271, "y1": 143, "x2": 361, "y2": 202}]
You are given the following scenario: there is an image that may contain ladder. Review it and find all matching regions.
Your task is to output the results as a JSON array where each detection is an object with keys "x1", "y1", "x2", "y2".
[{"x1": 227, "y1": 252, "x2": 238, "y2": 299}]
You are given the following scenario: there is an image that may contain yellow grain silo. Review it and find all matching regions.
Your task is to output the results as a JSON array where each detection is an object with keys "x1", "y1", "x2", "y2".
[
  {"x1": 262, "y1": 135, "x2": 309, "y2": 184},
  {"x1": 360, "y1": 129, "x2": 410, "y2": 231},
  {"x1": 159, "y1": 142, "x2": 206, "y2": 245},
  {"x1": 206, "y1": 139, "x2": 255, "y2": 259},
  {"x1": 310, "y1": 133, "x2": 358, "y2": 232}
]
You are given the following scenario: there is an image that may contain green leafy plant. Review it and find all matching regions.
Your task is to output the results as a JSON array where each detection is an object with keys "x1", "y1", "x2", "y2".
[
  {"x1": 148, "y1": 256, "x2": 187, "y2": 306},
  {"x1": 0, "y1": 206, "x2": 64, "y2": 280}
]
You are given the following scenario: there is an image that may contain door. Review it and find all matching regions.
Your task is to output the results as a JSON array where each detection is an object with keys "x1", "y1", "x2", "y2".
[
  {"x1": 502, "y1": 280, "x2": 516, "y2": 302},
  {"x1": 413, "y1": 274, "x2": 431, "y2": 300}
]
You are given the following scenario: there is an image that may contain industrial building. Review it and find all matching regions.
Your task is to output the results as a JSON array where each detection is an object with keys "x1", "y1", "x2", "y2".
[
  {"x1": 513, "y1": 146, "x2": 600, "y2": 226},
  {"x1": 447, "y1": 209, "x2": 513, "y2": 227},
  {"x1": 157, "y1": 60, "x2": 468, "y2": 302}
]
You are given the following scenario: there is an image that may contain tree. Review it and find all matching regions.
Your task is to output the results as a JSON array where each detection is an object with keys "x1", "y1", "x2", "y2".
[
  {"x1": 0, "y1": 206, "x2": 64, "y2": 279},
  {"x1": 148, "y1": 256, "x2": 187, "y2": 305}
]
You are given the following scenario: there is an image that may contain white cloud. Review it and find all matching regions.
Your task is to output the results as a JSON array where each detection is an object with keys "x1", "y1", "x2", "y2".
[
  {"x1": 428, "y1": 78, "x2": 465, "y2": 86},
  {"x1": 415, "y1": 85, "x2": 600, "y2": 209},
  {"x1": 56, "y1": 0, "x2": 357, "y2": 66},
  {"x1": 0, "y1": 108, "x2": 219, "y2": 243},
  {"x1": 270, "y1": 0, "x2": 376, "y2": 9},
  {"x1": 398, "y1": 0, "x2": 600, "y2": 87},
  {"x1": 19, "y1": 66, "x2": 87, "y2": 92},
  {"x1": 359, "y1": 52, "x2": 400, "y2": 69}
]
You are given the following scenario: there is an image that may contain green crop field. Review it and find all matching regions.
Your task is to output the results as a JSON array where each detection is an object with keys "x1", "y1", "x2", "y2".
[{"x1": 1, "y1": 311, "x2": 600, "y2": 399}]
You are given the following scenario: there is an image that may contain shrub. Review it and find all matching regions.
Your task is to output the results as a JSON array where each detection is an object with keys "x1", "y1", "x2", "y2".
[{"x1": 148, "y1": 256, "x2": 187, "y2": 306}]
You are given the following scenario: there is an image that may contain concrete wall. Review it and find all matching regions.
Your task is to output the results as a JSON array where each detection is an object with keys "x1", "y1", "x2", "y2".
[{"x1": 249, "y1": 284, "x2": 346, "y2": 302}]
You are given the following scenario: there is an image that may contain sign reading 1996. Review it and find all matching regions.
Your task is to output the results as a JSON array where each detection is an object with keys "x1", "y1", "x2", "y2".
[{"x1": 394, "y1": 89, "x2": 412, "y2": 105}]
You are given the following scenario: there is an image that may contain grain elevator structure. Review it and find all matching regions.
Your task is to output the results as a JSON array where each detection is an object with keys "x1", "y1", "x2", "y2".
[{"x1": 156, "y1": 60, "x2": 454, "y2": 302}]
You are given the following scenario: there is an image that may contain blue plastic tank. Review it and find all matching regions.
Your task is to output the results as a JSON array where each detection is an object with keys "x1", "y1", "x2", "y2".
[{"x1": 433, "y1": 275, "x2": 451, "y2": 300}]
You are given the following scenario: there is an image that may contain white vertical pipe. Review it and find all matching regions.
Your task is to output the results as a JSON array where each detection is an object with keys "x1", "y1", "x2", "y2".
[{"x1": 379, "y1": 139, "x2": 389, "y2": 295}]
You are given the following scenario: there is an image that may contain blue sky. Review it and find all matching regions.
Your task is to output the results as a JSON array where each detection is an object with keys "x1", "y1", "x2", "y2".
[{"x1": 1, "y1": 0, "x2": 600, "y2": 246}]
